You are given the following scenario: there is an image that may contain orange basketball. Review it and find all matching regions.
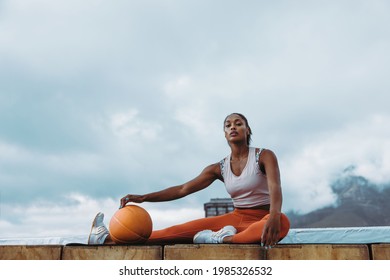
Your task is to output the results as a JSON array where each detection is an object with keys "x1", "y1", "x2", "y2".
[{"x1": 109, "y1": 205, "x2": 153, "y2": 244}]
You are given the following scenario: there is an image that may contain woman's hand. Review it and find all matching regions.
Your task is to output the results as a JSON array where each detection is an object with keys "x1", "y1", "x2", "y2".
[
  {"x1": 261, "y1": 213, "x2": 281, "y2": 248},
  {"x1": 119, "y1": 194, "x2": 144, "y2": 209}
]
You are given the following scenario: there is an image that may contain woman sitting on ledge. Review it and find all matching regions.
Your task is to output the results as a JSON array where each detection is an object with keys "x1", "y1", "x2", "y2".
[{"x1": 88, "y1": 113, "x2": 290, "y2": 246}]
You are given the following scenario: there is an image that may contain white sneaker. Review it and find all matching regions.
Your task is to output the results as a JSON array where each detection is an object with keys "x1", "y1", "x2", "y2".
[
  {"x1": 193, "y1": 225, "x2": 237, "y2": 244},
  {"x1": 88, "y1": 212, "x2": 109, "y2": 245}
]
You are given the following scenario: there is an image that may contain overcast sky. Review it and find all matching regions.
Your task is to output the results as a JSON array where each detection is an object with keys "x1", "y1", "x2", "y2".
[{"x1": 1, "y1": 0, "x2": 389, "y2": 239}]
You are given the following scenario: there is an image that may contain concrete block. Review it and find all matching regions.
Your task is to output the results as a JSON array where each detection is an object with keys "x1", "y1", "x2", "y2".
[
  {"x1": 62, "y1": 245, "x2": 162, "y2": 260},
  {"x1": 371, "y1": 244, "x2": 390, "y2": 260},
  {"x1": 0, "y1": 245, "x2": 62, "y2": 260},
  {"x1": 164, "y1": 244, "x2": 266, "y2": 260},
  {"x1": 267, "y1": 244, "x2": 370, "y2": 260}
]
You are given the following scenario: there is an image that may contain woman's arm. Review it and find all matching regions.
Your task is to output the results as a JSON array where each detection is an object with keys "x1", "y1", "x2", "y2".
[
  {"x1": 119, "y1": 163, "x2": 222, "y2": 208},
  {"x1": 259, "y1": 149, "x2": 283, "y2": 247}
]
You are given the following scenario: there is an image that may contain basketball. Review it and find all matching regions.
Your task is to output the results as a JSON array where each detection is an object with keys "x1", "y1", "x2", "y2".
[{"x1": 109, "y1": 205, "x2": 153, "y2": 244}]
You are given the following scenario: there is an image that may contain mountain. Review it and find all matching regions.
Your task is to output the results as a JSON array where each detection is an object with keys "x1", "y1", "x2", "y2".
[{"x1": 287, "y1": 174, "x2": 390, "y2": 228}]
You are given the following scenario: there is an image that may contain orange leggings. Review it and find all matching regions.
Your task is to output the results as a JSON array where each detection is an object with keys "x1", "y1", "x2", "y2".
[{"x1": 147, "y1": 209, "x2": 290, "y2": 244}]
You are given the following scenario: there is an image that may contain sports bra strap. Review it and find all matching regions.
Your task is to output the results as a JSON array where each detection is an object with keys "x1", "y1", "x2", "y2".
[
  {"x1": 255, "y1": 148, "x2": 264, "y2": 166},
  {"x1": 219, "y1": 159, "x2": 225, "y2": 177}
]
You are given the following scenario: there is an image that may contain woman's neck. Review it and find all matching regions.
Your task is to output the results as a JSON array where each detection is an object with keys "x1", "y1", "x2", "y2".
[{"x1": 230, "y1": 145, "x2": 250, "y2": 160}]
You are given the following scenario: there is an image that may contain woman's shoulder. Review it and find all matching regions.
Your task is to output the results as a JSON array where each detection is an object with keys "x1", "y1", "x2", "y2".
[
  {"x1": 253, "y1": 147, "x2": 275, "y2": 155},
  {"x1": 204, "y1": 161, "x2": 224, "y2": 181},
  {"x1": 202, "y1": 161, "x2": 224, "y2": 174},
  {"x1": 254, "y1": 147, "x2": 278, "y2": 163},
  {"x1": 256, "y1": 148, "x2": 278, "y2": 164}
]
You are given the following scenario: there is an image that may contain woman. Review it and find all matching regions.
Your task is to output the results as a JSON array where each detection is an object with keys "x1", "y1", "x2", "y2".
[{"x1": 88, "y1": 113, "x2": 290, "y2": 246}]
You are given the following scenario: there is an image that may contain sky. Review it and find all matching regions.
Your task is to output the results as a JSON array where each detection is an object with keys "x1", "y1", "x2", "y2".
[{"x1": 0, "y1": 0, "x2": 389, "y2": 239}]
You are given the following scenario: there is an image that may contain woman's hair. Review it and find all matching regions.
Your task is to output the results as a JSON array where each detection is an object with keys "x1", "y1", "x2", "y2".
[{"x1": 223, "y1": 113, "x2": 252, "y2": 146}]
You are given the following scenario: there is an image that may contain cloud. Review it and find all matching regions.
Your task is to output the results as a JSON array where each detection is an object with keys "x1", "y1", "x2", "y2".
[
  {"x1": 109, "y1": 109, "x2": 162, "y2": 141},
  {"x1": 0, "y1": 193, "x2": 204, "y2": 239},
  {"x1": 0, "y1": 140, "x2": 108, "y2": 202},
  {"x1": 281, "y1": 114, "x2": 390, "y2": 213},
  {"x1": 0, "y1": 0, "x2": 390, "y2": 239}
]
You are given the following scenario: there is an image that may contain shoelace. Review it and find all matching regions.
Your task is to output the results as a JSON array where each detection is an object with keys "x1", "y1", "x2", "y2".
[
  {"x1": 95, "y1": 225, "x2": 108, "y2": 234},
  {"x1": 210, "y1": 228, "x2": 233, "y2": 243},
  {"x1": 95, "y1": 226, "x2": 108, "y2": 243},
  {"x1": 211, "y1": 229, "x2": 226, "y2": 238}
]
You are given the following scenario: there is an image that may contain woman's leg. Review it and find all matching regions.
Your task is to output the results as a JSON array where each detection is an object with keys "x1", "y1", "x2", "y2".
[
  {"x1": 231, "y1": 213, "x2": 290, "y2": 244},
  {"x1": 146, "y1": 211, "x2": 243, "y2": 244}
]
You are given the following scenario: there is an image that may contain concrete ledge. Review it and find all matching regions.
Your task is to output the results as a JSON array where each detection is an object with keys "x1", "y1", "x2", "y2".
[
  {"x1": 1, "y1": 244, "x2": 388, "y2": 260},
  {"x1": 371, "y1": 244, "x2": 390, "y2": 260},
  {"x1": 266, "y1": 244, "x2": 370, "y2": 260},
  {"x1": 62, "y1": 245, "x2": 162, "y2": 260},
  {"x1": 0, "y1": 245, "x2": 62, "y2": 260},
  {"x1": 164, "y1": 244, "x2": 266, "y2": 260}
]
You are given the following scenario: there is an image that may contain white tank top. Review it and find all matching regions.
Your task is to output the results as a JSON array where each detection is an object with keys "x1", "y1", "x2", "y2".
[{"x1": 220, "y1": 147, "x2": 270, "y2": 208}]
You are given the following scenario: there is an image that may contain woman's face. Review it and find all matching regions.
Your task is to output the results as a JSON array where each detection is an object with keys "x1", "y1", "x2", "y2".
[{"x1": 224, "y1": 114, "x2": 250, "y2": 144}]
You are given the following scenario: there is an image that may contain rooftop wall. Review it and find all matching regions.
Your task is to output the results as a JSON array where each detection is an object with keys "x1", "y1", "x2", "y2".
[{"x1": 1, "y1": 243, "x2": 389, "y2": 260}]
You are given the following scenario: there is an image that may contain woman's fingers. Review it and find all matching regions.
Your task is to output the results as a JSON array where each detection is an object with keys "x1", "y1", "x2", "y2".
[
  {"x1": 119, "y1": 195, "x2": 131, "y2": 209},
  {"x1": 119, "y1": 194, "x2": 143, "y2": 208},
  {"x1": 261, "y1": 226, "x2": 279, "y2": 248}
]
